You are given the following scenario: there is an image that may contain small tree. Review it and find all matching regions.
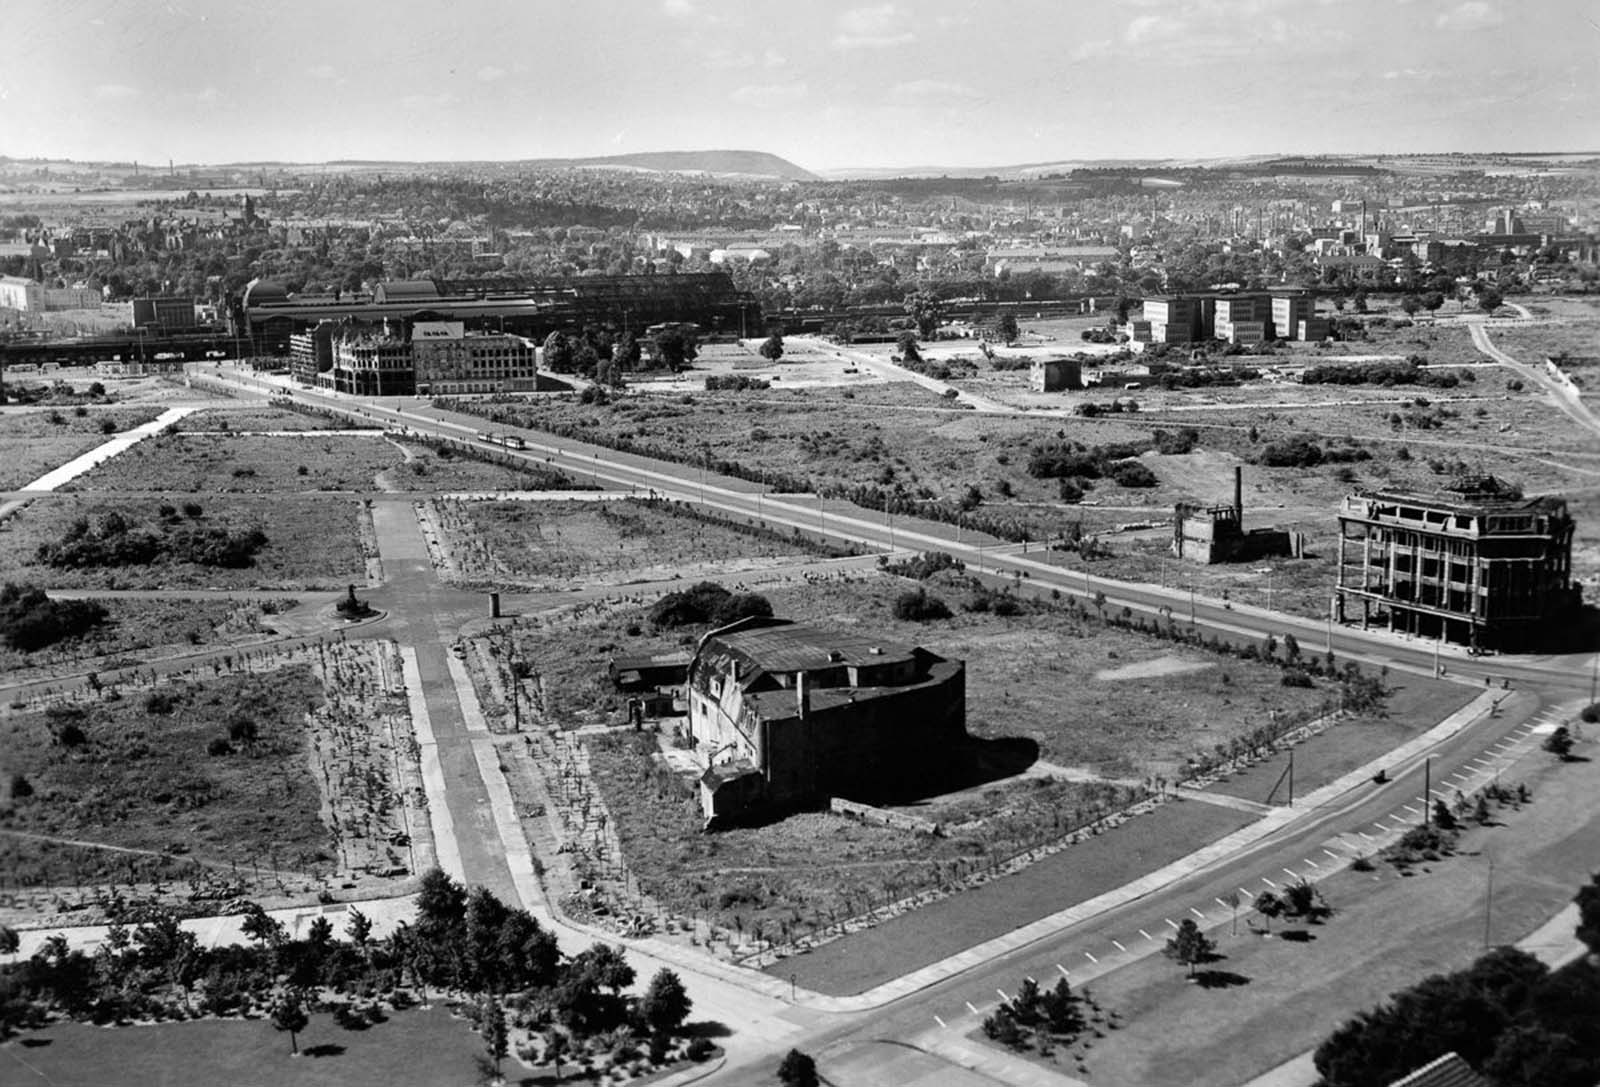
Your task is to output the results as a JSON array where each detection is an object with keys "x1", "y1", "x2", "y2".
[
  {"x1": 641, "y1": 968, "x2": 692, "y2": 1037},
  {"x1": 777, "y1": 1047, "x2": 819, "y2": 1087},
  {"x1": 271, "y1": 989, "x2": 309, "y2": 1055},
  {"x1": 996, "y1": 313, "x2": 1020, "y2": 345},
  {"x1": 1254, "y1": 891, "x2": 1284, "y2": 934},
  {"x1": 545, "y1": 1029, "x2": 569, "y2": 1082},
  {"x1": 482, "y1": 995, "x2": 508, "y2": 1081},
  {"x1": 0, "y1": 926, "x2": 18, "y2": 955},
  {"x1": 758, "y1": 333, "x2": 785, "y2": 361},
  {"x1": 1575, "y1": 872, "x2": 1600, "y2": 955},
  {"x1": 1543, "y1": 725, "x2": 1574, "y2": 760},
  {"x1": 1164, "y1": 918, "x2": 1215, "y2": 977},
  {"x1": 1432, "y1": 799, "x2": 1459, "y2": 830},
  {"x1": 896, "y1": 330, "x2": 922, "y2": 364}
]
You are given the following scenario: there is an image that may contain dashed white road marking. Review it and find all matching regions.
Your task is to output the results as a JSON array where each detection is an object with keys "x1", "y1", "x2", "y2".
[
  {"x1": 1056, "y1": 964, "x2": 1070, "y2": 977},
  {"x1": 1189, "y1": 907, "x2": 1206, "y2": 919},
  {"x1": 934, "y1": 1014, "x2": 947, "y2": 1029},
  {"x1": 1263, "y1": 877, "x2": 1278, "y2": 887},
  {"x1": 1166, "y1": 917, "x2": 1180, "y2": 928},
  {"x1": 1111, "y1": 939, "x2": 1126, "y2": 952},
  {"x1": 1139, "y1": 929, "x2": 1153, "y2": 941},
  {"x1": 966, "y1": 1001, "x2": 980, "y2": 1015},
  {"x1": 1323, "y1": 849, "x2": 1341, "y2": 860},
  {"x1": 1084, "y1": 951, "x2": 1099, "y2": 963},
  {"x1": 1304, "y1": 858, "x2": 1320, "y2": 868},
  {"x1": 1282, "y1": 867, "x2": 1299, "y2": 879}
]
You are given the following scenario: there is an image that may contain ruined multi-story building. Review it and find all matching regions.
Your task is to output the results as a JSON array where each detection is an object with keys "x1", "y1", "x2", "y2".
[{"x1": 1334, "y1": 477, "x2": 1578, "y2": 650}]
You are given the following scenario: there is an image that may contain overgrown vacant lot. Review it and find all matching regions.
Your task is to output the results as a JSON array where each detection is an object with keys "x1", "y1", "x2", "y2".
[
  {"x1": 182, "y1": 406, "x2": 362, "y2": 432},
  {"x1": 454, "y1": 497, "x2": 837, "y2": 588},
  {"x1": 0, "y1": 667, "x2": 329, "y2": 888},
  {"x1": 0, "y1": 596, "x2": 271, "y2": 679},
  {"x1": 0, "y1": 495, "x2": 366, "y2": 590},
  {"x1": 379, "y1": 441, "x2": 578, "y2": 493},
  {"x1": 507, "y1": 570, "x2": 1368, "y2": 939},
  {"x1": 66, "y1": 432, "x2": 403, "y2": 492},
  {"x1": 459, "y1": 383, "x2": 1151, "y2": 509},
  {"x1": 587, "y1": 730, "x2": 1135, "y2": 938},
  {"x1": 0, "y1": 407, "x2": 162, "y2": 488}
]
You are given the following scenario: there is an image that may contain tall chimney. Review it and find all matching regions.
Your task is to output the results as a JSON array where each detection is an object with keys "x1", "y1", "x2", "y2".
[
  {"x1": 1234, "y1": 466, "x2": 1244, "y2": 523},
  {"x1": 795, "y1": 671, "x2": 809, "y2": 720}
]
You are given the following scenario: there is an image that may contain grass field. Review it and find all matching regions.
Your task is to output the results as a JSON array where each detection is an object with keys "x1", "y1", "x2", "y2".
[
  {"x1": 0, "y1": 666, "x2": 329, "y2": 889},
  {"x1": 0, "y1": 407, "x2": 163, "y2": 489},
  {"x1": 66, "y1": 433, "x2": 403, "y2": 493},
  {"x1": 0, "y1": 596, "x2": 272, "y2": 681},
  {"x1": 0, "y1": 1004, "x2": 495, "y2": 1087},
  {"x1": 776, "y1": 800, "x2": 1255, "y2": 996},
  {"x1": 0, "y1": 495, "x2": 367, "y2": 590},
  {"x1": 1204, "y1": 676, "x2": 1477, "y2": 802},
  {"x1": 1038, "y1": 735, "x2": 1600, "y2": 1087},
  {"x1": 455, "y1": 497, "x2": 838, "y2": 589}
]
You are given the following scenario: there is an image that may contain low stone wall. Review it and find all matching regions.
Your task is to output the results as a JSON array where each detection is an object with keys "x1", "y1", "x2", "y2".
[{"x1": 829, "y1": 796, "x2": 942, "y2": 837}]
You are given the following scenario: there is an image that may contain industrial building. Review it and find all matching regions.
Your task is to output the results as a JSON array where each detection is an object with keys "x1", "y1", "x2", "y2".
[
  {"x1": 1335, "y1": 477, "x2": 1578, "y2": 650},
  {"x1": 1138, "y1": 291, "x2": 1323, "y2": 343},
  {"x1": 0, "y1": 275, "x2": 100, "y2": 312},
  {"x1": 323, "y1": 332, "x2": 414, "y2": 397},
  {"x1": 132, "y1": 296, "x2": 198, "y2": 331},
  {"x1": 686, "y1": 617, "x2": 967, "y2": 826},
  {"x1": 1030, "y1": 357, "x2": 1083, "y2": 392},
  {"x1": 1172, "y1": 466, "x2": 1303, "y2": 564},
  {"x1": 230, "y1": 272, "x2": 760, "y2": 354}
]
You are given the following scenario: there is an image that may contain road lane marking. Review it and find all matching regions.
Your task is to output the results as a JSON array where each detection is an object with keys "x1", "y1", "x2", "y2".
[
  {"x1": 1139, "y1": 929, "x2": 1153, "y2": 941},
  {"x1": 1374, "y1": 822, "x2": 1390, "y2": 831},
  {"x1": 1026, "y1": 976, "x2": 1036, "y2": 985},
  {"x1": 1111, "y1": 940, "x2": 1126, "y2": 952},
  {"x1": 1166, "y1": 918, "x2": 1180, "y2": 928},
  {"x1": 1282, "y1": 868, "x2": 1299, "y2": 879},
  {"x1": 1359, "y1": 831, "x2": 1374, "y2": 840},
  {"x1": 1402, "y1": 805, "x2": 1421, "y2": 815},
  {"x1": 1263, "y1": 877, "x2": 1277, "y2": 887},
  {"x1": 997, "y1": 989, "x2": 1010, "y2": 1003},
  {"x1": 966, "y1": 1001, "x2": 979, "y2": 1015},
  {"x1": 1084, "y1": 951, "x2": 1098, "y2": 963},
  {"x1": 1189, "y1": 907, "x2": 1206, "y2": 919},
  {"x1": 1056, "y1": 964, "x2": 1070, "y2": 977},
  {"x1": 1324, "y1": 849, "x2": 1341, "y2": 859},
  {"x1": 1240, "y1": 887, "x2": 1256, "y2": 899},
  {"x1": 1216, "y1": 897, "x2": 1232, "y2": 909},
  {"x1": 1304, "y1": 858, "x2": 1320, "y2": 868},
  {"x1": 934, "y1": 1015, "x2": 947, "y2": 1029}
]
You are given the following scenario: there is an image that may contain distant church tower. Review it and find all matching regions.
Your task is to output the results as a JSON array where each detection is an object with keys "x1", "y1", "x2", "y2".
[{"x1": 241, "y1": 193, "x2": 257, "y2": 226}]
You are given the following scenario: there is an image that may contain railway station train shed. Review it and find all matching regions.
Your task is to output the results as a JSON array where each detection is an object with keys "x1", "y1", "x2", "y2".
[
  {"x1": 1334, "y1": 475, "x2": 1578, "y2": 651},
  {"x1": 686, "y1": 617, "x2": 966, "y2": 826}
]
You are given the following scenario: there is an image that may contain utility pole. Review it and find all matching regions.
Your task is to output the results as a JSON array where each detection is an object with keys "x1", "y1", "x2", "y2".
[
  {"x1": 1423, "y1": 757, "x2": 1432, "y2": 826},
  {"x1": 1483, "y1": 852, "x2": 1494, "y2": 948},
  {"x1": 1287, "y1": 747, "x2": 1294, "y2": 807}
]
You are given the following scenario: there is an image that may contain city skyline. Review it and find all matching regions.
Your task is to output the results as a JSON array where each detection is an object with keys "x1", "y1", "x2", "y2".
[{"x1": 2, "y1": 0, "x2": 1597, "y2": 172}]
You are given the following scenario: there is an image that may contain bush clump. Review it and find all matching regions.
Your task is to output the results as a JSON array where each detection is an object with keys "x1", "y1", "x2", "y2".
[
  {"x1": 892, "y1": 588, "x2": 952, "y2": 622},
  {"x1": 0, "y1": 583, "x2": 108, "y2": 651}
]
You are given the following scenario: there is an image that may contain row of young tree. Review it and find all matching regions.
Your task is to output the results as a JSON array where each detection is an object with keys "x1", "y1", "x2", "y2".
[{"x1": 0, "y1": 869, "x2": 704, "y2": 1076}]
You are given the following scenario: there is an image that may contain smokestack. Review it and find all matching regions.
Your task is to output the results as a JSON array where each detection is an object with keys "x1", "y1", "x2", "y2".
[
  {"x1": 1234, "y1": 466, "x2": 1244, "y2": 523},
  {"x1": 795, "y1": 671, "x2": 809, "y2": 720}
]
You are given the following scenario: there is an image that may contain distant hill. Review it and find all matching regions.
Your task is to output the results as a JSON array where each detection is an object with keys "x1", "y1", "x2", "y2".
[{"x1": 530, "y1": 149, "x2": 816, "y2": 181}]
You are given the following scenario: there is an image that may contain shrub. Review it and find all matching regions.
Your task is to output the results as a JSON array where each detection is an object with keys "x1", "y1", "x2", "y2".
[
  {"x1": 0, "y1": 583, "x2": 109, "y2": 651},
  {"x1": 686, "y1": 1037, "x2": 714, "y2": 1062},
  {"x1": 893, "y1": 589, "x2": 951, "y2": 622},
  {"x1": 1281, "y1": 670, "x2": 1314, "y2": 688},
  {"x1": 1109, "y1": 461, "x2": 1158, "y2": 488},
  {"x1": 207, "y1": 737, "x2": 233, "y2": 757}
]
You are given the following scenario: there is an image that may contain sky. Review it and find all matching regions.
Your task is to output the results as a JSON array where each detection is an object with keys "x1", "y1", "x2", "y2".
[{"x1": 1, "y1": 0, "x2": 1597, "y2": 173}]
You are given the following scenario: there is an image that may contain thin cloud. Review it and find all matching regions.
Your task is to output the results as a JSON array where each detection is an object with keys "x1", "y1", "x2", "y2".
[
  {"x1": 1071, "y1": 38, "x2": 1116, "y2": 60},
  {"x1": 477, "y1": 65, "x2": 507, "y2": 82},
  {"x1": 662, "y1": 0, "x2": 695, "y2": 16},
  {"x1": 889, "y1": 79, "x2": 982, "y2": 105},
  {"x1": 93, "y1": 83, "x2": 139, "y2": 100},
  {"x1": 730, "y1": 81, "x2": 809, "y2": 108},
  {"x1": 834, "y1": 4, "x2": 915, "y2": 49},
  {"x1": 1436, "y1": 1, "x2": 1503, "y2": 29}
]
